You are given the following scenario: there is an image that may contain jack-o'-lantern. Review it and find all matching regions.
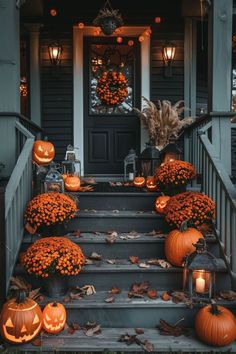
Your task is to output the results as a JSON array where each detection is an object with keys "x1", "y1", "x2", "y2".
[
  {"x1": 32, "y1": 138, "x2": 55, "y2": 165},
  {"x1": 146, "y1": 176, "x2": 157, "y2": 191},
  {"x1": 155, "y1": 195, "x2": 170, "y2": 214},
  {"x1": 62, "y1": 174, "x2": 68, "y2": 181},
  {"x1": 133, "y1": 176, "x2": 146, "y2": 188},
  {"x1": 0, "y1": 292, "x2": 43, "y2": 344},
  {"x1": 64, "y1": 175, "x2": 81, "y2": 192},
  {"x1": 42, "y1": 302, "x2": 66, "y2": 334}
]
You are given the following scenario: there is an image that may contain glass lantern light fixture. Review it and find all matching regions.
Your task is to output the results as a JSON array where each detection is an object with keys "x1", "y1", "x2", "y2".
[
  {"x1": 159, "y1": 143, "x2": 181, "y2": 163},
  {"x1": 48, "y1": 42, "x2": 63, "y2": 66},
  {"x1": 124, "y1": 148, "x2": 137, "y2": 181},
  {"x1": 61, "y1": 145, "x2": 81, "y2": 176},
  {"x1": 44, "y1": 162, "x2": 64, "y2": 193},
  {"x1": 136, "y1": 144, "x2": 161, "y2": 178},
  {"x1": 93, "y1": 0, "x2": 123, "y2": 36},
  {"x1": 183, "y1": 238, "x2": 227, "y2": 301},
  {"x1": 162, "y1": 41, "x2": 176, "y2": 77}
]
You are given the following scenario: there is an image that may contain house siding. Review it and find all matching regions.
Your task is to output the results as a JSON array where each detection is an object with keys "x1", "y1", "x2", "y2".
[{"x1": 40, "y1": 29, "x2": 73, "y2": 161}]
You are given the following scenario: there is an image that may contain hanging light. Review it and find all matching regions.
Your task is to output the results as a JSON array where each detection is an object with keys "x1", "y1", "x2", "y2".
[
  {"x1": 93, "y1": 0, "x2": 123, "y2": 36},
  {"x1": 162, "y1": 41, "x2": 176, "y2": 77},
  {"x1": 20, "y1": 76, "x2": 28, "y2": 97},
  {"x1": 48, "y1": 42, "x2": 63, "y2": 66}
]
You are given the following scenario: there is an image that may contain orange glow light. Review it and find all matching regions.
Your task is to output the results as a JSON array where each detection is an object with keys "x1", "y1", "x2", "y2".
[
  {"x1": 78, "y1": 22, "x2": 85, "y2": 29},
  {"x1": 50, "y1": 8, "x2": 57, "y2": 17},
  {"x1": 138, "y1": 35, "x2": 144, "y2": 42},
  {"x1": 155, "y1": 17, "x2": 161, "y2": 23},
  {"x1": 116, "y1": 36, "x2": 123, "y2": 43},
  {"x1": 128, "y1": 40, "x2": 134, "y2": 46}
]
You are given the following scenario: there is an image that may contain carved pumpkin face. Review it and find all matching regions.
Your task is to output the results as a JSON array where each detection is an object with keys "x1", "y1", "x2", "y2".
[
  {"x1": 0, "y1": 293, "x2": 43, "y2": 344},
  {"x1": 32, "y1": 140, "x2": 55, "y2": 165},
  {"x1": 155, "y1": 195, "x2": 170, "y2": 214},
  {"x1": 146, "y1": 176, "x2": 157, "y2": 191},
  {"x1": 43, "y1": 302, "x2": 66, "y2": 334},
  {"x1": 64, "y1": 176, "x2": 81, "y2": 192},
  {"x1": 133, "y1": 177, "x2": 146, "y2": 188}
]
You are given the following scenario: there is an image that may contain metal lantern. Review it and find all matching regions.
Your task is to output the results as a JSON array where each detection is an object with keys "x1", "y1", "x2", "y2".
[
  {"x1": 162, "y1": 41, "x2": 176, "y2": 77},
  {"x1": 44, "y1": 162, "x2": 64, "y2": 193},
  {"x1": 124, "y1": 148, "x2": 137, "y2": 181},
  {"x1": 48, "y1": 42, "x2": 63, "y2": 66},
  {"x1": 159, "y1": 143, "x2": 181, "y2": 163},
  {"x1": 61, "y1": 145, "x2": 81, "y2": 176},
  {"x1": 136, "y1": 145, "x2": 161, "y2": 177},
  {"x1": 183, "y1": 239, "x2": 227, "y2": 301},
  {"x1": 93, "y1": 0, "x2": 123, "y2": 36}
]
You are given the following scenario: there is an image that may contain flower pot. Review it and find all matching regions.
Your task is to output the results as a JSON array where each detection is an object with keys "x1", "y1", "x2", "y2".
[{"x1": 42, "y1": 274, "x2": 68, "y2": 297}]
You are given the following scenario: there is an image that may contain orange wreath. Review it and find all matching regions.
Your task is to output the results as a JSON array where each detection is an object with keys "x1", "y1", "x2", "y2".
[{"x1": 96, "y1": 71, "x2": 128, "y2": 106}]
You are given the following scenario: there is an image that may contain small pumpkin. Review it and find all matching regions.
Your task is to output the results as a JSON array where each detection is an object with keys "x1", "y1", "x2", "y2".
[
  {"x1": 133, "y1": 176, "x2": 146, "y2": 188},
  {"x1": 195, "y1": 302, "x2": 236, "y2": 346},
  {"x1": 32, "y1": 138, "x2": 55, "y2": 165},
  {"x1": 155, "y1": 195, "x2": 170, "y2": 214},
  {"x1": 64, "y1": 175, "x2": 81, "y2": 192},
  {"x1": 0, "y1": 292, "x2": 43, "y2": 344},
  {"x1": 165, "y1": 221, "x2": 204, "y2": 266},
  {"x1": 146, "y1": 176, "x2": 157, "y2": 191},
  {"x1": 42, "y1": 302, "x2": 66, "y2": 334}
]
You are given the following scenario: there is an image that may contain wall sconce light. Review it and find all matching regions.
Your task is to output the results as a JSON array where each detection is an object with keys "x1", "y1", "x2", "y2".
[
  {"x1": 48, "y1": 42, "x2": 63, "y2": 66},
  {"x1": 162, "y1": 41, "x2": 176, "y2": 77}
]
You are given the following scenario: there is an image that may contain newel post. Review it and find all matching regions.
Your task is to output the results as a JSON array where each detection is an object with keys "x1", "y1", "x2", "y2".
[{"x1": 0, "y1": 187, "x2": 6, "y2": 307}]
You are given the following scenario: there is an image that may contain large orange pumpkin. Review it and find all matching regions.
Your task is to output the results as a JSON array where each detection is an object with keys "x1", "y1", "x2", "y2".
[
  {"x1": 195, "y1": 302, "x2": 236, "y2": 346},
  {"x1": 133, "y1": 176, "x2": 146, "y2": 188},
  {"x1": 146, "y1": 176, "x2": 157, "y2": 191},
  {"x1": 0, "y1": 292, "x2": 43, "y2": 344},
  {"x1": 64, "y1": 176, "x2": 81, "y2": 192},
  {"x1": 155, "y1": 195, "x2": 170, "y2": 214},
  {"x1": 165, "y1": 222, "x2": 204, "y2": 266},
  {"x1": 32, "y1": 139, "x2": 55, "y2": 165},
  {"x1": 42, "y1": 302, "x2": 66, "y2": 334}
]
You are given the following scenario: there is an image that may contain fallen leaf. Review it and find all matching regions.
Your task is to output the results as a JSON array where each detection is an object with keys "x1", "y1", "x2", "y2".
[
  {"x1": 88, "y1": 252, "x2": 102, "y2": 260},
  {"x1": 142, "y1": 340, "x2": 154, "y2": 352},
  {"x1": 63, "y1": 296, "x2": 71, "y2": 303},
  {"x1": 74, "y1": 230, "x2": 81, "y2": 237},
  {"x1": 106, "y1": 233, "x2": 117, "y2": 244},
  {"x1": 147, "y1": 289, "x2": 158, "y2": 299},
  {"x1": 107, "y1": 230, "x2": 118, "y2": 236},
  {"x1": 104, "y1": 296, "x2": 115, "y2": 303},
  {"x1": 106, "y1": 259, "x2": 116, "y2": 264},
  {"x1": 94, "y1": 231, "x2": 101, "y2": 235},
  {"x1": 32, "y1": 338, "x2": 42, "y2": 346},
  {"x1": 135, "y1": 328, "x2": 144, "y2": 335},
  {"x1": 85, "y1": 258, "x2": 94, "y2": 265},
  {"x1": 128, "y1": 230, "x2": 139, "y2": 236},
  {"x1": 138, "y1": 262, "x2": 150, "y2": 268},
  {"x1": 217, "y1": 290, "x2": 236, "y2": 301},
  {"x1": 128, "y1": 282, "x2": 150, "y2": 298},
  {"x1": 171, "y1": 291, "x2": 193, "y2": 308},
  {"x1": 69, "y1": 290, "x2": 83, "y2": 300},
  {"x1": 129, "y1": 256, "x2": 139, "y2": 264},
  {"x1": 148, "y1": 230, "x2": 163, "y2": 236},
  {"x1": 68, "y1": 328, "x2": 75, "y2": 335},
  {"x1": 84, "y1": 324, "x2": 101, "y2": 337},
  {"x1": 109, "y1": 287, "x2": 121, "y2": 294},
  {"x1": 147, "y1": 258, "x2": 172, "y2": 268},
  {"x1": 162, "y1": 292, "x2": 171, "y2": 301},
  {"x1": 82, "y1": 284, "x2": 96, "y2": 296},
  {"x1": 157, "y1": 318, "x2": 189, "y2": 337},
  {"x1": 70, "y1": 323, "x2": 81, "y2": 330},
  {"x1": 112, "y1": 210, "x2": 119, "y2": 213}
]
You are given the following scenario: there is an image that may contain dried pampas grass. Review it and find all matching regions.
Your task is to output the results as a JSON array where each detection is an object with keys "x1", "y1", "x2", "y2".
[{"x1": 133, "y1": 97, "x2": 192, "y2": 150}]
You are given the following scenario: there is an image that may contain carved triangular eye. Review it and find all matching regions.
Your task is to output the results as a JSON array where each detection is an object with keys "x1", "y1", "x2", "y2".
[
  {"x1": 33, "y1": 314, "x2": 39, "y2": 324},
  {"x1": 38, "y1": 146, "x2": 44, "y2": 152},
  {"x1": 21, "y1": 325, "x2": 27, "y2": 333},
  {"x1": 5, "y1": 318, "x2": 14, "y2": 327},
  {"x1": 59, "y1": 314, "x2": 64, "y2": 321},
  {"x1": 45, "y1": 313, "x2": 51, "y2": 321}
]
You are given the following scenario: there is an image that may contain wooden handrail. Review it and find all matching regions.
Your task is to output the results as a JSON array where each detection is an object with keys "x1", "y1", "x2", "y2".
[{"x1": 0, "y1": 112, "x2": 43, "y2": 133}]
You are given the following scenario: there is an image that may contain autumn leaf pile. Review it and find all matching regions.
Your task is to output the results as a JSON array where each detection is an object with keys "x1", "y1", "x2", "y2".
[
  {"x1": 155, "y1": 160, "x2": 196, "y2": 190},
  {"x1": 24, "y1": 193, "x2": 78, "y2": 232},
  {"x1": 96, "y1": 71, "x2": 128, "y2": 106},
  {"x1": 165, "y1": 192, "x2": 215, "y2": 229},
  {"x1": 21, "y1": 237, "x2": 85, "y2": 278}
]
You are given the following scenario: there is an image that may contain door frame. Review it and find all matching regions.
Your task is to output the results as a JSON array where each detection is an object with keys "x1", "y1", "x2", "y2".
[{"x1": 73, "y1": 26, "x2": 150, "y2": 176}]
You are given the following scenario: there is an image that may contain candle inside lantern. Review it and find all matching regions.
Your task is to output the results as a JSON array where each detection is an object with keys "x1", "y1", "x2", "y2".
[
  {"x1": 195, "y1": 276, "x2": 206, "y2": 293},
  {"x1": 129, "y1": 172, "x2": 134, "y2": 181}
]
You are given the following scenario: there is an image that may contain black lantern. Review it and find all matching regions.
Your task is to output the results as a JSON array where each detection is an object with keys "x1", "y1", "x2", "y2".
[
  {"x1": 136, "y1": 145, "x2": 161, "y2": 177},
  {"x1": 44, "y1": 162, "x2": 64, "y2": 193},
  {"x1": 48, "y1": 42, "x2": 63, "y2": 65},
  {"x1": 183, "y1": 239, "x2": 227, "y2": 301},
  {"x1": 93, "y1": 0, "x2": 123, "y2": 36},
  {"x1": 124, "y1": 148, "x2": 137, "y2": 181},
  {"x1": 162, "y1": 41, "x2": 176, "y2": 77},
  {"x1": 159, "y1": 143, "x2": 181, "y2": 163}
]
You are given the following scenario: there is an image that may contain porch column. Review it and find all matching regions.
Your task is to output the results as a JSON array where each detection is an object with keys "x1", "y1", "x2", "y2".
[
  {"x1": 25, "y1": 24, "x2": 42, "y2": 126},
  {"x1": 0, "y1": 0, "x2": 20, "y2": 112},
  {"x1": 208, "y1": 0, "x2": 233, "y2": 174}
]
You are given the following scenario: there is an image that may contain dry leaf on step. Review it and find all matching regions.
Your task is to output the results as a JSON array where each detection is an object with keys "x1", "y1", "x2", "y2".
[
  {"x1": 74, "y1": 230, "x2": 81, "y2": 237},
  {"x1": 106, "y1": 259, "x2": 116, "y2": 264},
  {"x1": 70, "y1": 322, "x2": 81, "y2": 330},
  {"x1": 88, "y1": 252, "x2": 102, "y2": 260},
  {"x1": 106, "y1": 233, "x2": 117, "y2": 244},
  {"x1": 82, "y1": 285, "x2": 96, "y2": 296},
  {"x1": 129, "y1": 256, "x2": 139, "y2": 264},
  {"x1": 31, "y1": 338, "x2": 42, "y2": 346},
  {"x1": 135, "y1": 328, "x2": 144, "y2": 335},
  {"x1": 109, "y1": 287, "x2": 121, "y2": 294},
  {"x1": 142, "y1": 340, "x2": 154, "y2": 352},
  {"x1": 147, "y1": 289, "x2": 158, "y2": 299},
  {"x1": 107, "y1": 230, "x2": 118, "y2": 236},
  {"x1": 84, "y1": 323, "x2": 101, "y2": 337},
  {"x1": 138, "y1": 262, "x2": 150, "y2": 269},
  {"x1": 147, "y1": 258, "x2": 172, "y2": 268},
  {"x1": 85, "y1": 258, "x2": 94, "y2": 265},
  {"x1": 104, "y1": 296, "x2": 115, "y2": 303},
  {"x1": 217, "y1": 290, "x2": 236, "y2": 301}
]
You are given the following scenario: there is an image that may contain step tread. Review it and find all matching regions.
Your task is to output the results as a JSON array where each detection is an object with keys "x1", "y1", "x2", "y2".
[
  {"x1": 22, "y1": 232, "x2": 217, "y2": 245},
  {"x1": 39, "y1": 290, "x2": 236, "y2": 309},
  {"x1": 77, "y1": 210, "x2": 162, "y2": 218},
  {"x1": 9, "y1": 327, "x2": 236, "y2": 352}
]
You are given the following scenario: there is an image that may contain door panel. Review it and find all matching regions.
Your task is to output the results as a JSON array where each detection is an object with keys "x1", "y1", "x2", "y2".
[{"x1": 84, "y1": 37, "x2": 141, "y2": 175}]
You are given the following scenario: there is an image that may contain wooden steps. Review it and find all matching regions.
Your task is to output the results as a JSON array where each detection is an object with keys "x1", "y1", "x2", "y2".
[{"x1": 8, "y1": 327, "x2": 236, "y2": 353}]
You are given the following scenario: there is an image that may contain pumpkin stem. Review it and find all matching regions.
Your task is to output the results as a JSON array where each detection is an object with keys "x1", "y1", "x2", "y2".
[
  {"x1": 52, "y1": 302, "x2": 58, "y2": 307},
  {"x1": 180, "y1": 221, "x2": 188, "y2": 232},
  {"x1": 210, "y1": 300, "x2": 221, "y2": 315},
  {"x1": 16, "y1": 291, "x2": 27, "y2": 304}
]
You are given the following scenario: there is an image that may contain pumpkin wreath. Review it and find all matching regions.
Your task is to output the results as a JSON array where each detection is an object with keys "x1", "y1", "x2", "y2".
[
  {"x1": 24, "y1": 192, "x2": 78, "y2": 234},
  {"x1": 96, "y1": 70, "x2": 128, "y2": 106},
  {"x1": 20, "y1": 237, "x2": 85, "y2": 278},
  {"x1": 164, "y1": 192, "x2": 215, "y2": 230}
]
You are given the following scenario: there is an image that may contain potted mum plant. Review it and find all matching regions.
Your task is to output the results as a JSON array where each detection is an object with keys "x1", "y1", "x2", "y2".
[{"x1": 20, "y1": 237, "x2": 86, "y2": 297}]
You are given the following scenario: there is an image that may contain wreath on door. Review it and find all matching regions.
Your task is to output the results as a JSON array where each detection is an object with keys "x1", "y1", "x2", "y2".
[{"x1": 96, "y1": 70, "x2": 128, "y2": 106}]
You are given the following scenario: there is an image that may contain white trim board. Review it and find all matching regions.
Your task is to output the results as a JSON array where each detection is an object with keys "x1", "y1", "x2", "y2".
[{"x1": 73, "y1": 26, "x2": 150, "y2": 176}]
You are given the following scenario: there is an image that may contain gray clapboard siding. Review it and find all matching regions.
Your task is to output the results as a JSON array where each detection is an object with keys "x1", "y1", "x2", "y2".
[{"x1": 40, "y1": 30, "x2": 73, "y2": 162}]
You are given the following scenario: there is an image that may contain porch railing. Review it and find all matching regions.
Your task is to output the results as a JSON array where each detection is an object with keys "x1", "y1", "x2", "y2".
[
  {"x1": 184, "y1": 113, "x2": 236, "y2": 287},
  {"x1": 1, "y1": 121, "x2": 34, "y2": 303}
]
